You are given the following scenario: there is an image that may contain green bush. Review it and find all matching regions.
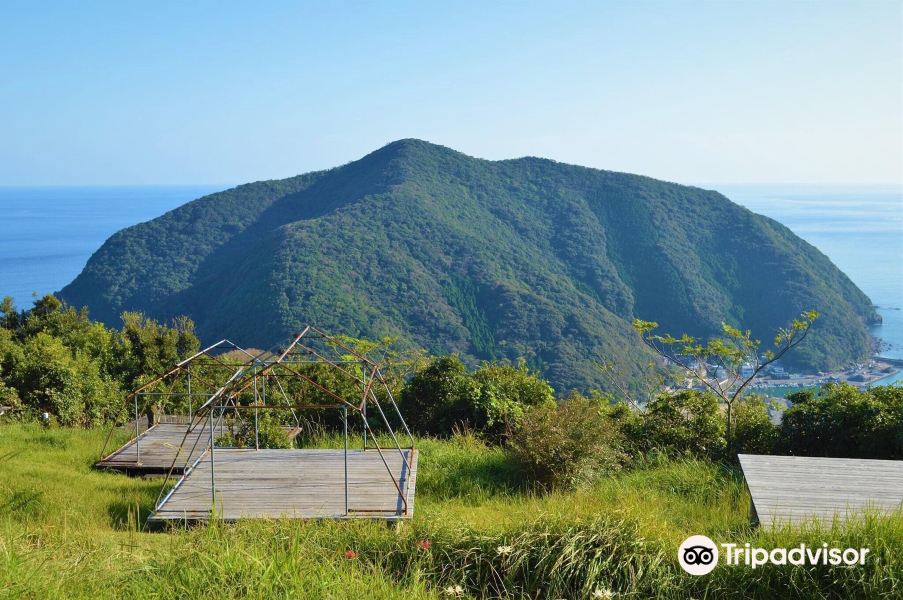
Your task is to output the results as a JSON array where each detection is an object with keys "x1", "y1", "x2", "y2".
[
  {"x1": 605, "y1": 399, "x2": 644, "y2": 457},
  {"x1": 400, "y1": 355, "x2": 482, "y2": 435},
  {"x1": 780, "y1": 383, "x2": 903, "y2": 458},
  {"x1": 471, "y1": 361, "x2": 555, "y2": 441},
  {"x1": 637, "y1": 390, "x2": 725, "y2": 458},
  {"x1": 731, "y1": 396, "x2": 779, "y2": 456},
  {"x1": 9, "y1": 332, "x2": 122, "y2": 426},
  {"x1": 400, "y1": 356, "x2": 556, "y2": 441},
  {"x1": 0, "y1": 294, "x2": 197, "y2": 427},
  {"x1": 0, "y1": 379, "x2": 21, "y2": 412},
  {"x1": 509, "y1": 394, "x2": 624, "y2": 490}
]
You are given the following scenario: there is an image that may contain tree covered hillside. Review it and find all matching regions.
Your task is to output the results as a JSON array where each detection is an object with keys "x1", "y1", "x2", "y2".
[{"x1": 59, "y1": 140, "x2": 878, "y2": 392}]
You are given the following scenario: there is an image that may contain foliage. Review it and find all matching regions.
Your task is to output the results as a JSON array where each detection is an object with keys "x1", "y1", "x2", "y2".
[
  {"x1": 216, "y1": 411, "x2": 293, "y2": 449},
  {"x1": 603, "y1": 398, "x2": 645, "y2": 456},
  {"x1": 636, "y1": 390, "x2": 725, "y2": 458},
  {"x1": 731, "y1": 396, "x2": 780, "y2": 455},
  {"x1": 634, "y1": 310, "x2": 818, "y2": 452},
  {"x1": 399, "y1": 355, "x2": 482, "y2": 435},
  {"x1": 57, "y1": 139, "x2": 877, "y2": 393},
  {"x1": 3, "y1": 290, "x2": 899, "y2": 475},
  {"x1": 509, "y1": 393, "x2": 625, "y2": 489},
  {"x1": 0, "y1": 379, "x2": 21, "y2": 411},
  {"x1": 115, "y1": 311, "x2": 199, "y2": 391},
  {"x1": 10, "y1": 332, "x2": 119, "y2": 426},
  {"x1": 0, "y1": 294, "x2": 198, "y2": 425},
  {"x1": 780, "y1": 383, "x2": 903, "y2": 459},
  {"x1": 331, "y1": 334, "x2": 429, "y2": 399},
  {"x1": 400, "y1": 356, "x2": 555, "y2": 440},
  {"x1": 470, "y1": 361, "x2": 555, "y2": 441}
]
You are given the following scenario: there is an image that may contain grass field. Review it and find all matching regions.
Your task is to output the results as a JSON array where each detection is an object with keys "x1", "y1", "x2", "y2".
[{"x1": 1, "y1": 424, "x2": 900, "y2": 599}]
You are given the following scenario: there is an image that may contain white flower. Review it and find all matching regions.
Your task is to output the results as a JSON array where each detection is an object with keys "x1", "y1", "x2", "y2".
[
  {"x1": 496, "y1": 545, "x2": 514, "y2": 556},
  {"x1": 592, "y1": 588, "x2": 615, "y2": 599},
  {"x1": 442, "y1": 585, "x2": 465, "y2": 597}
]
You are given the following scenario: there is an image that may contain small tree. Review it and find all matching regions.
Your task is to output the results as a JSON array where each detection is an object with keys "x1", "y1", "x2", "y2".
[
  {"x1": 633, "y1": 310, "x2": 818, "y2": 455},
  {"x1": 0, "y1": 296, "x2": 20, "y2": 330},
  {"x1": 596, "y1": 358, "x2": 664, "y2": 411},
  {"x1": 114, "y1": 311, "x2": 200, "y2": 391},
  {"x1": 399, "y1": 356, "x2": 555, "y2": 440},
  {"x1": 332, "y1": 334, "x2": 428, "y2": 398}
]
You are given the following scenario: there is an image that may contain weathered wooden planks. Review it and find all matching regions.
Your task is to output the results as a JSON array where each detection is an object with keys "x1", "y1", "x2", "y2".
[
  {"x1": 738, "y1": 454, "x2": 903, "y2": 527},
  {"x1": 96, "y1": 421, "x2": 301, "y2": 474},
  {"x1": 150, "y1": 448, "x2": 418, "y2": 522}
]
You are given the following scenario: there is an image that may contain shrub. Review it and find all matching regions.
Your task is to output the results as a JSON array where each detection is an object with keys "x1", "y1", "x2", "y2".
[
  {"x1": 509, "y1": 394, "x2": 624, "y2": 490},
  {"x1": 9, "y1": 332, "x2": 120, "y2": 426},
  {"x1": 400, "y1": 356, "x2": 557, "y2": 441},
  {"x1": 638, "y1": 390, "x2": 724, "y2": 458},
  {"x1": 471, "y1": 361, "x2": 555, "y2": 442},
  {"x1": 605, "y1": 399, "x2": 644, "y2": 458},
  {"x1": 731, "y1": 396, "x2": 779, "y2": 456},
  {"x1": 400, "y1": 355, "x2": 482, "y2": 436},
  {"x1": 0, "y1": 379, "x2": 20, "y2": 412},
  {"x1": 780, "y1": 383, "x2": 903, "y2": 458},
  {"x1": 0, "y1": 294, "x2": 196, "y2": 427}
]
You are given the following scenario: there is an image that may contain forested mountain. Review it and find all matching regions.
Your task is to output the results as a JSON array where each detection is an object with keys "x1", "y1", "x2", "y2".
[{"x1": 59, "y1": 140, "x2": 878, "y2": 392}]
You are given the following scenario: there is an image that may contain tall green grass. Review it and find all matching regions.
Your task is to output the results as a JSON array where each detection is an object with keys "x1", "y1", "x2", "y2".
[{"x1": 1, "y1": 424, "x2": 900, "y2": 599}]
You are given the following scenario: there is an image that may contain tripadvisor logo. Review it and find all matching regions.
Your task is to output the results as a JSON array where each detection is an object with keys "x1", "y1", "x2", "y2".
[
  {"x1": 678, "y1": 535, "x2": 719, "y2": 575},
  {"x1": 677, "y1": 535, "x2": 871, "y2": 576}
]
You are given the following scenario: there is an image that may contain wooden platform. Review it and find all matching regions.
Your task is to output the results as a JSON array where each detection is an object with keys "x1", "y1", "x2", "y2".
[
  {"x1": 739, "y1": 454, "x2": 903, "y2": 527},
  {"x1": 96, "y1": 421, "x2": 301, "y2": 474},
  {"x1": 150, "y1": 448, "x2": 418, "y2": 522}
]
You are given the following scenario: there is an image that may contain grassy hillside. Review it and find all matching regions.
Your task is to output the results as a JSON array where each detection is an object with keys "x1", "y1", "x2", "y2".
[
  {"x1": 1, "y1": 424, "x2": 900, "y2": 599},
  {"x1": 59, "y1": 140, "x2": 878, "y2": 392}
]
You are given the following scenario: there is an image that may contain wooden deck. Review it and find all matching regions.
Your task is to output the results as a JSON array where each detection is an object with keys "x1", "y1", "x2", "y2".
[
  {"x1": 150, "y1": 448, "x2": 418, "y2": 522},
  {"x1": 739, "y1": 454, "x2": 903, "y2": 527},
  {"x1": 96, "y1": 421, "x2": 301, "y2": 474}
]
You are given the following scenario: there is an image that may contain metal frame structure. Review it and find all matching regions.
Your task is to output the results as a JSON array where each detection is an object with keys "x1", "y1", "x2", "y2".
[
  {"x1": 97, "y1": 339, "x2": 263, "y2": 467},
  {"x1": 152, "y1": 325, "x2": 417, "y2": 520}
]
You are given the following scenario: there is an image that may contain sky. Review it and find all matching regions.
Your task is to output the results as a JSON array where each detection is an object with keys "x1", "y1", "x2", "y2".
[{"x1": 1, "y1": 1, "x2": 901, "y2": 186}]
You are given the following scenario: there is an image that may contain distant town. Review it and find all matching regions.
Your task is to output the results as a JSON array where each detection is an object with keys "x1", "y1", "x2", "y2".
[
  {"x1": 668, "y1": 356, "x2": 900, "y2": 398},
  {"x1": 750, "y1": 358, "x2": 900, "y2": 392}
]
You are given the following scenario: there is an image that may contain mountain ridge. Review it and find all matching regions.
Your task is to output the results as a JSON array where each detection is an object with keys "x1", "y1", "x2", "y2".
[{"x1": 59, "y1": 139, "x2": 878, "y2": 392}]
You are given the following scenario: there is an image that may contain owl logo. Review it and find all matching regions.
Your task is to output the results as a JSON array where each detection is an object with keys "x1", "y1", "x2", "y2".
[
  {"x1": 682, "y1": 545, "x2": 715, "y2": 565},
  {"x1": 678, "y1": 535, "x2": 719, "y2": 575}
]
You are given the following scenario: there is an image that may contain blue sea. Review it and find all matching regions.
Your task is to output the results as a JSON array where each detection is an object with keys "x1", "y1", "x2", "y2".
[
  {"x1": 0, "y1": 186, "x2": 225, "y2": 308},
  {"x1": 0, "y1": 184, "x2": 900, "y2": 383},
  {"x1": 718, "y1": 185, "x2": 903, "y2": 387}
]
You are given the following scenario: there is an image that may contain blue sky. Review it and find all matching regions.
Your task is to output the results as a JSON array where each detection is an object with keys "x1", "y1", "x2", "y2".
[{"x1": 1, "y1": 1, "x2": 900, "y2": 185}]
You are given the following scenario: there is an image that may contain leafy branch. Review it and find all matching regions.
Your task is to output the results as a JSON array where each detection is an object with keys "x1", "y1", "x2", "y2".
[{"x1": 633, "y1": 310, "x2": 819, "y2": 454}]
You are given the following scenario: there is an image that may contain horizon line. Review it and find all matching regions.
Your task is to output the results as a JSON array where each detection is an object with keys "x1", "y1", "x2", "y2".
[{"x1": 1, "y1": 181, "x2": 901, "y2": 189}]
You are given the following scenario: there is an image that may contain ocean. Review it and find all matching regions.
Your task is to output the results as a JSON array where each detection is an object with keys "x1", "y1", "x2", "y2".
[
  {"x1": 718, "y1": 184, "x2": 903, "y2": 387},
  {"x1": 0, "y1": 184, "x2": 900, "y2": 383},
  {"x1": 0, "y1": 185, "x2": 225, "y2": 309}
]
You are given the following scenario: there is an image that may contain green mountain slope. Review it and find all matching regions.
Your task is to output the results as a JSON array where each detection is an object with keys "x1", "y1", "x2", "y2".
[{"x1": 59, "y1": 140, "x2": 879, "y2": 392}]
